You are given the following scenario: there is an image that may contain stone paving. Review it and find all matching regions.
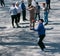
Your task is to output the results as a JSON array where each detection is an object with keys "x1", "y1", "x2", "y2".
[{"x1": 0, "y1": 0, "x2": 60, "y2": 56}]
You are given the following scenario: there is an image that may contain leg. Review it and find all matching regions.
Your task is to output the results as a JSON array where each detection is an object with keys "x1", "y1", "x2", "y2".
[
  {"x1": 49, "y1": 3, "x2": 51, "y2": 9},
  {"x1": 2, "y1": 0, "x2": 5, "y2": 6},
  {"x1": 35, "y1": 13, "x2": 37, "y2": 21},
  {"x1": 37, "y1": 13, "x2": 40, "y2": 20},
  {"x1": 33, "y1": 22, "x2": 35, "y2": 29},
  {"x1": 17, "y1": 13, "x2": 20, "y2": 23},
  {"x1": 44, "y1": 12, "x2": 48, "y2": 25},
  {"x1": 11, "y1": 15, "x2": 15, "y2": 28},
  {"x1": 15, "y1": 15, "x2": 19, "y2": 27},
  {"x1": 46, "y1": 3, "x2": 49, "y2": 9},
  {"x1": 1, "y1": 1, "x2": 3, "y2": 6},
  {"x1": 38, "y1": 35, "x2": 45, "y2": 51},
  {"x1": 22, "y1": 10, "x2": 27, "y2": 21}
]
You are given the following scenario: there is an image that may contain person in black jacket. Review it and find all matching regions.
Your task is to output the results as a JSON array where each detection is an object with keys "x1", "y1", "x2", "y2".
[{"x1": 46, "y1": 0, "x2": 51, "y2": 9}]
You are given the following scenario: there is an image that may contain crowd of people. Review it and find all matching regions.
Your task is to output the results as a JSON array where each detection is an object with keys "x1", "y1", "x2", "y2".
[{"x1": 9, "y1": 0, "x2": 51, "y2": 51}]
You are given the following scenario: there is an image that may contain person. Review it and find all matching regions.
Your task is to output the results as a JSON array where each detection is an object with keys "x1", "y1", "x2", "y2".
[
  {"x1": 32, "y1": 19, "x2": 46, "y2": 51},
  {"x1": 9, "y1": 3, "x2": 20, "y2": 28},
  {"x1": 35, "y1": 2, "x2": 40, "y2": 21},
  {"x1": 28, "y1": 5, "x2": 35, "y2": 30},
  {"x1": 20, "y1": 0, "x2": 27, "y2": 21},
  {"x1": 42, "y1": 3, "x2": 48, "y2": 25},
  {"x1": 0, "y1": 0, "x2": 5, "y2": 7},
  {"x1": 46, "y1": 0, "x2": 51, "y2": 9},
  {"x1": 15, "y1": 2, "x2": 22, "y2": 23}
]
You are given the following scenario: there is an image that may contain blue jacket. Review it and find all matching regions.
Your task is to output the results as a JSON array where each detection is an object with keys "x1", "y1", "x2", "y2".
[
  {"x1": 21, "y1": 3, "x2": 26, "y2": 11},
  {"x1": 34, "y1": 23, "x2": 45, "y2": 35}
]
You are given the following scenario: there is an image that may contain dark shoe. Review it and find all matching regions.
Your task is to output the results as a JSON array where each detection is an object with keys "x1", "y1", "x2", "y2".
[
  {"x1": 44, "y1": 23, "x2": 48, "y2": 25},
  {"x1": 13, "y1": 26, "x2": 15, "y2": 28},
  {"x1": 23, "y1": 19, "x2": 28, "y2": 21},
  {"x1": 17, "y1": 26, "x2": 21, "y2": 28}
]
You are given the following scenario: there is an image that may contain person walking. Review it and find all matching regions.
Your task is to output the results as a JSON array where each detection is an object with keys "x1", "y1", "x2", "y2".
[
  {"x1": 15, "y1": 2, "x2": 22, "y2": 23},
  {"x1": 9, "y1": 3, "x2": 20, "y2": 28},
  {"x1": 32, "y1": 19, "x2": 46, "y2": 51},
  {"x1": 46, "y1": 0, "x2": 51, "y2": 9},
  {"x1": 35, "y1": 2, "x2": 40, "y2": 21},
  {"x1": 0, "y1": 0, "x2": 5, "y2": 7},
  {"x1": 42, "y1": 3, "x2": 49, "y2": 25},
  {"x1": 20, "y1": 0, "x2": 27, "y2": 21}
]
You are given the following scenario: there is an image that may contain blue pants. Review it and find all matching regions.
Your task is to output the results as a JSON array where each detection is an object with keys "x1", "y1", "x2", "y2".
[{"x1": 44, "y1": 11, "x2": 48, "y2": 24}]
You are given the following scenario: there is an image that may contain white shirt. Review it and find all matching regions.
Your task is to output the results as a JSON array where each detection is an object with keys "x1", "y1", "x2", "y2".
[
  {"x1": 15, "y1": 6, "x2": 22, "y2": 13},
  {"x1": 31, "y1": 0, "x2": 36, "y2": 7}
]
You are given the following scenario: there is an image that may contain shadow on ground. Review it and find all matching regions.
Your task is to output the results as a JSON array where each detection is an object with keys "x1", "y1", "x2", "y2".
[{"x1": 45, "y1": 42, "x2": 60, "y2": 53}]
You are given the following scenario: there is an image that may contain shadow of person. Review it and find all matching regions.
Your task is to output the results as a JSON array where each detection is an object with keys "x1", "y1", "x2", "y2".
[
  {"x1": 45, "y1": 42, "x2": 60, "y2": 53},
  {"x1": 0, "y1": 27, "x2": 6, "y2": 30},
  {"x1": 45, "y1": 27, "x2": 53, "y2": 30}
]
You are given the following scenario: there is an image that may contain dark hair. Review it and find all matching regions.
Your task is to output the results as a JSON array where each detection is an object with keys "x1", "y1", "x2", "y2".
[
  {"x1": 39, "y1": 19, "x2": 44, "y2": 22},
  {"x1": 36, "y1": 2, "x2": 38, "y2": 4}
]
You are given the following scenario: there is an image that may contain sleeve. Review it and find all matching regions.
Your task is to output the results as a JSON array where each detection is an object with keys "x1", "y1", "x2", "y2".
[{"x1": 33, "y1": 24, "x2": 41, "y2": 31}]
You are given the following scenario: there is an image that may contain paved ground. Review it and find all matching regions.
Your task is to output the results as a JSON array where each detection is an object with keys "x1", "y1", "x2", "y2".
[{"x1": 0, "y1": 0, "x2": 60, "y2": 56}]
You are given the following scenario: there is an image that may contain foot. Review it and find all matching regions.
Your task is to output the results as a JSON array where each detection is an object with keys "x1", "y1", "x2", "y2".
[
  {"x1": 13, "y1": 26, "x2": 15, "y2": 28},
  {"x1": 17, "y1": 26, "x2": 21, "y2": 28},
  {"x1": 44, "y1": 23, "x2": 48, "y2": 25},
  {"x1": 23, "y1": 19, "x2": 28, "y2": 21}
]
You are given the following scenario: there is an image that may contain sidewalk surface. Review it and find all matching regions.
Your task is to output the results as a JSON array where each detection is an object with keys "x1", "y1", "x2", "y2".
[{"x1": 0, "y1": 0, "x2": 60, "y2": 56}]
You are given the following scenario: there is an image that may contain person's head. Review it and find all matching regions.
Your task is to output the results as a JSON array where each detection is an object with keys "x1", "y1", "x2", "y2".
[
  {"x1": 38, "y1": 19, "x2": 44, "y2": 23},
  {"x1": 12, "y1": 3, "x2": 15, "y2": 7},
  {"x1": 28, "y1": 4, "x2": 31, "y2": 7},
  {"x1": 16, "y1": 1, "x2": 19, "y2": 6},
  {"x1": 21, "y1": 0, "x2": 24, "y2": 3},
  {"x1": 36, "y1": 2, "x2": 38, "y2": 5},
  {"x1": 42, "y1": 3, "x2": 45, "y2": 7}
]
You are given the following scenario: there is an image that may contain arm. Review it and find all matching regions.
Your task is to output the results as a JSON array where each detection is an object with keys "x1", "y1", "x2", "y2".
[{"x1": 33, "y1": 23, "x2": 41, "y2": 31}]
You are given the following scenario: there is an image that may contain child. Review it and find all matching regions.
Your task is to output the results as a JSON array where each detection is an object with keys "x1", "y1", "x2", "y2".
[{"x1": 33, "y1": 19, "x2": 46, "y2": 51}]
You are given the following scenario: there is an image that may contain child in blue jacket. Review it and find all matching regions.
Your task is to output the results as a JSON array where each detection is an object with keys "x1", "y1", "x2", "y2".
[{"x1": 33, "y1": 19, "x2": 46, "y2": 51}]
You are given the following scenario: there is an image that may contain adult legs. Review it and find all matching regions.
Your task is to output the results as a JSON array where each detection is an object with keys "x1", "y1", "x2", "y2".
[
  {"x1": 17, "y1": 13, "x2": 21, "y2": 23},
  {"x1": 44, "y1": 12, "x2": 48, "y2": 25},
  {"x1": 1, "y1": 0, "x2": 5, "y2": 7},
  {"x1": 11, "y1": 15, "x2": 15, "y2": 28},
  {"x1": 35, "y1": 13, "x2": 40, "y2": 21},
  {"x1": 15, "y1": 15, "x2": 20, "y2": 27},
  {"x1": 22, "y1": 10, "x2": 27, "y2": 21},
  {"x1": 37, "y1": 13, "x2": 40, "y2": 20},
  {"x1": 47, "y1": 3, "x2": 50, "y2": 9}
]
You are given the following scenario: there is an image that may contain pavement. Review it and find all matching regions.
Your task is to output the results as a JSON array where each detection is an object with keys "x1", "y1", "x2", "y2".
[{"x1": 0, "y1": 0, "x2": 60, "y2": 56}]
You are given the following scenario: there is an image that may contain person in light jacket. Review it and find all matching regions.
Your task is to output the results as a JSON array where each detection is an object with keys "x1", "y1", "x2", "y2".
[{"x1": 9, "y1": 3, "x2": 20, "y2": 28}]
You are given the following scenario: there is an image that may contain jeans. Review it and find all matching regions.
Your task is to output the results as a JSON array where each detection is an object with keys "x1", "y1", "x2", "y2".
[{"x1": 44, "y1": 11, "x2": 48, "y2": 24}]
